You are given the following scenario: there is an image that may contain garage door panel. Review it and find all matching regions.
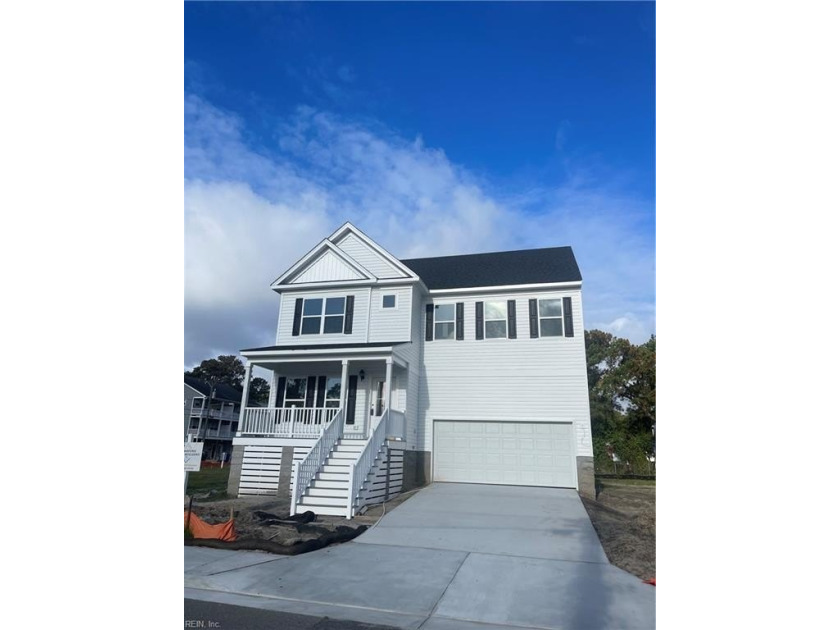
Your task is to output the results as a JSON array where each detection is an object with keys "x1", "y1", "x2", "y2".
[{"x1": 434, "y1": 420, "x2": 575, "y2": 489}]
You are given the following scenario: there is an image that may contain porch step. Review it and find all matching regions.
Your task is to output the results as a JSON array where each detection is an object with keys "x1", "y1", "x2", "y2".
[
  {"x1": 315, "y1": 471, "x2": 349, "y2": 481},
  {"x1": 311, "y1": 479, "x2": 348, "y2": 489},
  {"x1": 328, "y1": 452, "x2": 360, "y2": 460},
  {"x1": 306, "y1": 487, "x2": 347, "y2": 498},
  {"x1": 296, "y1": 503, "x2": 347, "y2": 517},
  {"x1": 299, "y1": 495, "x2": 346, "y2": 507},
  {"x1": 333, "y1": 443, "x2": 365, "y2": 453},
  {"x1": 323, "y1": 463, "x2": 352, "y2": 473}
]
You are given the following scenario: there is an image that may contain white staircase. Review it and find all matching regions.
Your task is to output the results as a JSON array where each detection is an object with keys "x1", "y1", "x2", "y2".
[{"x1": 295, "y1": 439, "x2": 366, "y2": 516}]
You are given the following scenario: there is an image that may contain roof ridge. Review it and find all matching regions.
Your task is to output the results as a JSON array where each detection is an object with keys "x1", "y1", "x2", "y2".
[{"x1": 400, "y1": 245, "x2": 572, "y2": 262}]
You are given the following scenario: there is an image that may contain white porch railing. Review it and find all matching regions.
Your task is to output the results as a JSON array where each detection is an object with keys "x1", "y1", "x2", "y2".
[
  {"x1": 187, "y1": 427, "x2": 235, "y2": 439},
  {"x1": 239, "y1": 407, "x2": 339, "y2": 437},
  {"x1": 347, "y1": 407, "x2": 393, "y2": 518},
  {"x1": 189, "y1": 406, "x2": 239, "y2": 421},
  {"x1": 291, "y1": 408, "x2": 345, "y2": 515}
]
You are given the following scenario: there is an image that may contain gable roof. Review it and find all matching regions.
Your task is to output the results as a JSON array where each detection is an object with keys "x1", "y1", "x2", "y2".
[
  {"x1": 400, "y1": 246, "x2": 581, "y2": 290},
  {"x1": 184, "y1": 376, "x2": 243, "y2": 403}
]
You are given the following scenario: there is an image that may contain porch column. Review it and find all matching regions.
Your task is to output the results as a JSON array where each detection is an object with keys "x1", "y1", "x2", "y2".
[
  {"x1": 269, "y1": 370, "x2": 281, "y2": 408},
  {"x1": 384, "y1": 358, "x2": 393, "y2": 413},
  {"x1": 237, "y1": 361, "x2": 253, "y2": 436},
  {"x1": 339, "y1": 359, "x2": 349, "y2": 411}
]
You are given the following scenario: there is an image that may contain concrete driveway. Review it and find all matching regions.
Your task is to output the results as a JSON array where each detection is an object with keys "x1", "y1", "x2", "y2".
[{"x1": 185, "y1": 483, "x2": 655, "y2": 630}]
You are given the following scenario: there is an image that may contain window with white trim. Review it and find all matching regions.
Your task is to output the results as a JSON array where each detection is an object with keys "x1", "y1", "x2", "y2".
[
  {"x1": 283, "y1": 378, "x2": 307, "y2": 407},
  {"x1": 484, "y1": 301, "x2": 508, "y2": 339},
  {"x1": 538, "y1": 298, "x2": 563, "y2": 337},
  {"x1": 434, "y1": 304, "x2": 455, "y2": 339},
  {"x1": 324, "y1": 377, "x2": 341, "y2": 408},
  {"x1": 301, "y1": 297, "x2": 345, "y2": 334},
  {"x1": 382, "y1": 294, "x2": 396, "y2": 309}
]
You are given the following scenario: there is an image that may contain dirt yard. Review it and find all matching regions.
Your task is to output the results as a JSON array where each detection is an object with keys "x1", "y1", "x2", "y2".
[
  {"x1": 185, "y1": 488, "x2": 422, "y2": 549},
  {"x1": 581, "y1": 481, "x2": 656, "y2": 581}
]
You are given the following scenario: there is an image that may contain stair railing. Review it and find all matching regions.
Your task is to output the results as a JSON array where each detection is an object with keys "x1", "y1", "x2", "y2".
[
  {"x1": 291, "y1": 407, "x2": 345, "y2": 515},
  {"x1": 346, "y1": 407, "x2": 391, "y2": 518}
]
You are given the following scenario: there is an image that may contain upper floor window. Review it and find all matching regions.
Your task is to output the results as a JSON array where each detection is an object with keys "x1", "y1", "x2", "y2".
[
  {"x1": 539, "y1": 299, "x2": 564, "y2": 336},
  {"x1": 484, "y1": 301, "x2": 508, "y2": 339},
  {"x1": 301, "y1": 297, "x2": 345, "y2": 334},
  {"x1": 434, "y1": 304, "x2": 455, "y2": 339},
  {"x1": 382, "y1": 294, "x2": 396, "y2": 309}
]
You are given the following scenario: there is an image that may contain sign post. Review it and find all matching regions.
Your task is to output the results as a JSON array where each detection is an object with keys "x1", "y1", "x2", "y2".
[{"x1": 184, "y1": 435, "x2": 203, "y2": 495}]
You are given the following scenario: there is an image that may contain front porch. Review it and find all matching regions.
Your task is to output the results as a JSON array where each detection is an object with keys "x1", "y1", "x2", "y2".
[{"x1": 236, "y1": 350, "x2": 409, "y2": 442}]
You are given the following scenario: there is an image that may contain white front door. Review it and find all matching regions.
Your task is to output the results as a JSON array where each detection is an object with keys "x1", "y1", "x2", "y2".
[{"x1": 369, "y1": 379, "x2": 386, "y2": 430}]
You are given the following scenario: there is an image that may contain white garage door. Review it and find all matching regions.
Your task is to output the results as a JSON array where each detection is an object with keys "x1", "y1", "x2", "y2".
[{"x1": 433, "y1": 420, "x2": 576, "y2": 488}]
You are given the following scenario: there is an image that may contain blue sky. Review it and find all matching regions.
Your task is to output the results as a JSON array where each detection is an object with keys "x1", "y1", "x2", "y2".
[{"x1": 184, "y1": 1, "x2": 655, "y2": 368}]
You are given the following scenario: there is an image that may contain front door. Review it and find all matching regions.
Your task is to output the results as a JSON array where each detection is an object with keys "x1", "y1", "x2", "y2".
[
  {"x1": 344, "y1": 375, "x2": 365, "y2": 436},
  {"x1": 369, "y1": 379, "x2": 386, "y2": 429}
]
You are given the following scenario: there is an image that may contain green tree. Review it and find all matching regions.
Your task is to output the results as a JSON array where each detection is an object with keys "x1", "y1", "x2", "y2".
[
  {"x1": 185, "y1": 355, "x2": 246, "y2": 388},
  {"x1": 584, "y1": 330, "x2": 656, "y2": 473}
]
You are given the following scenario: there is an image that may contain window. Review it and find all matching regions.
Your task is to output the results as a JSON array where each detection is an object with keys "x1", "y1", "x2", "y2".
[
  {"x1": 382, "y1": 294, "x2": 396, "y2": 309},
  {"x1": 325, "y1": 377, "x2": 342, "y2": 408},
  {"x1": 539, "y1": 299, "x2": 563, "y2": 337},
  {"x1": 283, "y1": 378, "x2": 307, "y2": 407},
  {"x1": 301, "y1": 297, "x2": 345, "y2": 335},
  {"x1": 484, "y1": 301, "x2": 508, "y2": 339},
  {"x1": 434, "y1": 304, "x2": 455, "y2": 339},
  {"x1": 191, "y1": 398, "x2": 204, "y2": 411}
]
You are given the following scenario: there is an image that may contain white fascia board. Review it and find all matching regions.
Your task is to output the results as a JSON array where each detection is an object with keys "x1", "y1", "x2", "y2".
[
  {"x1": 245, "y1": 353, "x2": 396, "y2": 365},
  {"x1": 271, "y1": 240, "x2": 376, "y2": 287},
  {"x1": 428, "y1": 281, "x2": 582, "y2": 295},
  {"x1": 242, "y1": 347, "x2": 400, "y2": 359},
  {"x1": 272, "y1": 277, "x2": 422, "y2": 294},
  {"x1": 328, "y1": 223, "x2": 420, "y2": 281}
]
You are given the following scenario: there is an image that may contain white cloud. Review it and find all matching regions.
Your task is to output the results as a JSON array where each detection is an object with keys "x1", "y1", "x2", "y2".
[{"x1": 184, "y1": 95, "x2": 655, "y2": 366}]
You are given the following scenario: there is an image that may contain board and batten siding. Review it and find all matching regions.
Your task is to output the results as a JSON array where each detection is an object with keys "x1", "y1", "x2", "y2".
[
  {"x1": 418, "y1": 289, "x2": 592, "y2": 458},
  {"x1": 368, "y1": 286, "x2": 413, "y2": 343},
  {"x1": 275, "y1": 287, "x2": 371, "y2": 346},
  {"x1": 289, "y1": 250, "x2": 364, "y2": 284},
  {"x1": 334, "y1": 232, "x2": 408, "y2": 279}
]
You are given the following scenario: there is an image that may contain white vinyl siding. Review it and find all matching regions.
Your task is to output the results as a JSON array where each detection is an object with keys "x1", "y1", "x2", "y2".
[
  {"x1": 276, "y1": 288, "x2": 370, "y2": 345},
  {"x1": 434, "y1": 420, "x2": 576, "y2": 488},
  {"x1": 335, "y1": 232, "x2": 408, "y2": 279},
  {"x1": 393, "y1": 283, "x2": 424, "y2": 450},
  {"x1": 419, "y1": 289, "x2": 591, "y2": 458},
  {"x1": 368, "y1": 286, "x2": 412, "y2": 343}
]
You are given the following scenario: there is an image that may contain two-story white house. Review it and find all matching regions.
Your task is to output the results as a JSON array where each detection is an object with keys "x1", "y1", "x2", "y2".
[{"x1": 226, "y1": 223, "x2": 594, "y2": 517}]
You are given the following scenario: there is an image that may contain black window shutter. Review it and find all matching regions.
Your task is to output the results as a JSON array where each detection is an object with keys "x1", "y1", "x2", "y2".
[
  {"x1": 305, "y1": 376, "x2": 316, "y2": 407},
  {"x1": 345, "y1": 375, "x2": 358, "y2": 425},
  {"x1": 508, "y1": 300, "x2": 517, "y2": 339},
  {"x1": 475, "y1": 301, "x2": 484, "y2": 340},
  {"x1": 425, "y1": 304, "x2": 434, "y2": 341},
  {"x1": 315, "y1": 376, "x2": 327, "y2": 407},
  {"x1": 529, "y1": 299, "x2": 539, "y2": 338},
  {"x1": 274, "y1": 376, "x2": 286, "y2": 407},
  {"x1": 563, "y1": 297, "x2": 574, "y2": 337},
  {"x1": 344, "y1": 295, "x2": 355, "y2": 334},
  {"x1": 292, "y1": 298, "x2": 303, "y2": 336},
  {"x1": 456, "y1": 302, "x2": 464, "y2": 340}
]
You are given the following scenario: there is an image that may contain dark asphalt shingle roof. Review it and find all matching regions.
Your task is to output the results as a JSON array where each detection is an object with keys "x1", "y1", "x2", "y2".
[
  {"x1": 400, "y1": 246, "x2": 581, "y2": 290},
  {"x1": 241, "y1": 342, "x2": 407, "y2": 352},
  {"x1": 184, "y1": 376, "x2": 243, "y2": 402}
]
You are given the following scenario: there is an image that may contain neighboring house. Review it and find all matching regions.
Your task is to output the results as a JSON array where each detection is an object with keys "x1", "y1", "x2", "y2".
[
  {"x1": 184, "y1": 376, "x2": 243, "y2": 462},
  {"x1": 227, "y1": 222, "x2": 594, "y2": 517}
]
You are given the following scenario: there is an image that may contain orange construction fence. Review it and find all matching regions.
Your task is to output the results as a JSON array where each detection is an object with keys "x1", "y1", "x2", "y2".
[{"x1": 184, "y1": 510, "x2": 237, "y2": 542}]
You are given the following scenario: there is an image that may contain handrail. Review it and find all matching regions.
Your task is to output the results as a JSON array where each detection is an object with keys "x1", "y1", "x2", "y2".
[
  {"x1": 291, "y1": 408, "x2": 345, "y2": 515},
  {"x1": 347, "y1": 407, "x2": 391, "y2": 518},
  {"x1": 240, "y1": 407, "x2": 338, "y2": 437}
]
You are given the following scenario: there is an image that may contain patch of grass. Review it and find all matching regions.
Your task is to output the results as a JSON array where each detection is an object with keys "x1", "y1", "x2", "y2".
[
  {"x1": 186, "y1": 466, "x2": 231, "y2": 496},
  {"x1": 597, "y1": 477, "x2": 656, "y2": 488}
]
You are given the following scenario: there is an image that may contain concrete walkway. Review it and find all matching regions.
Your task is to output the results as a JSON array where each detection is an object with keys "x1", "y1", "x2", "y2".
[{"x1": 185, "y1": 483, "x2": 655, "y2": 630}]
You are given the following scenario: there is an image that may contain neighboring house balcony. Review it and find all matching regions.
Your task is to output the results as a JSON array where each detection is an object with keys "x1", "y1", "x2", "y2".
[
  {"x1": 187, "y1": 426, "x2": 237, "y2": 440},
  {"x1": 188, "y1": 401, "x2": 238, "y2": 422}
]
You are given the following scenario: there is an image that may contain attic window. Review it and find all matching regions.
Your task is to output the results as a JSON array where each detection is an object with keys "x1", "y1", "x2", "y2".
[{"x1": 382, "y1": 295, "x2": 396, "y2": 308}]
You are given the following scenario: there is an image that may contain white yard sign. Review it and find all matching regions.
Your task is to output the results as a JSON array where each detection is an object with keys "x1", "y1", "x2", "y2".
[{"x1": 184, "y1": 440, "x2": 204, "y2": 472}]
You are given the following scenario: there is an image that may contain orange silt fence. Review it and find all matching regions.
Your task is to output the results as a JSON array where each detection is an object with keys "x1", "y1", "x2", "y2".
[{"x1": 184, "y1": 510, "x2": 237, "y2": 542}]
